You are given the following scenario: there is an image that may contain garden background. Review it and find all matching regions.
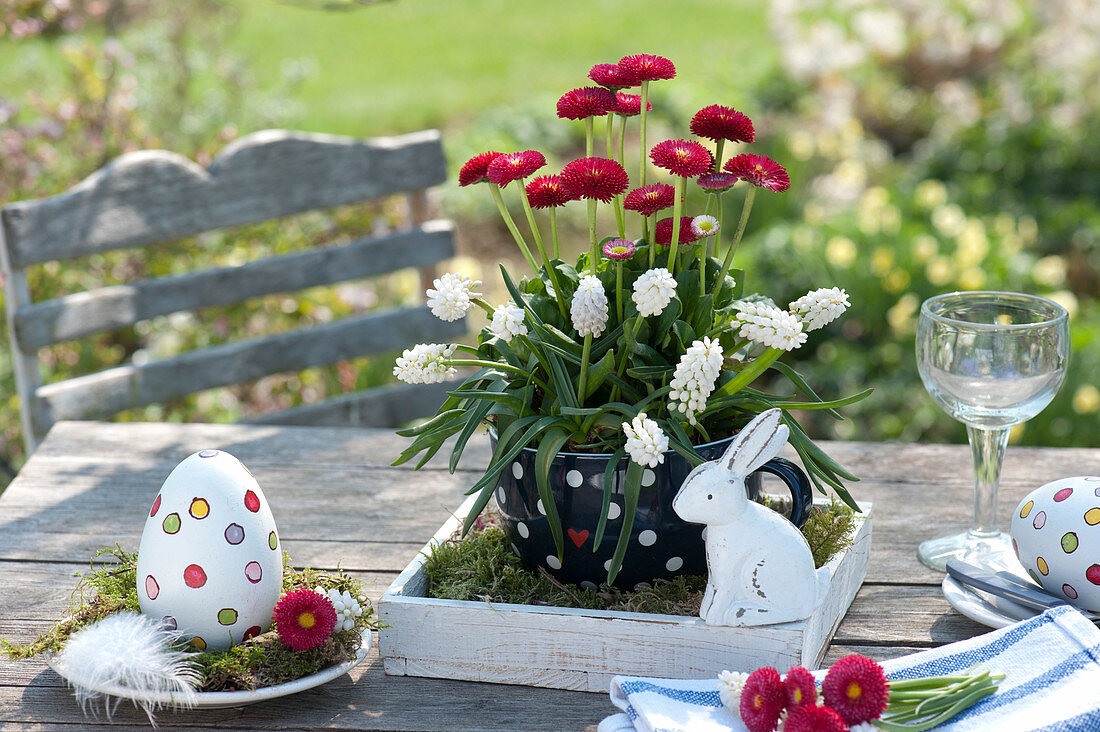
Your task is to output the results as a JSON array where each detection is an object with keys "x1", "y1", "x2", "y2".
[{"x1": 1, "y1": 0, "x2": 1098, "y2": 488}]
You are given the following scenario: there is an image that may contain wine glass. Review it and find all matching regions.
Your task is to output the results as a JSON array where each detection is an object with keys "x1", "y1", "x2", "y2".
[{"x1": 916, "y1": 291, "x2": 1069, "y2": 572}]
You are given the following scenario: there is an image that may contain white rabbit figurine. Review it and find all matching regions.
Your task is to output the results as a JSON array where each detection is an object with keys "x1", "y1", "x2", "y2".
[{"x1": 672, "y1": 408, "x2": 830, "y2": 627}]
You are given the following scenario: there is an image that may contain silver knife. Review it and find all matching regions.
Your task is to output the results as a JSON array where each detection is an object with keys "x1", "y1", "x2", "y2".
[{"x1": 945, "y1": 559, "x2": 1081, "y2": 613}]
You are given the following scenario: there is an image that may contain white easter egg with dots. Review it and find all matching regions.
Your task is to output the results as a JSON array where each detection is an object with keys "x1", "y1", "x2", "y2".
[
  {"x1": 1011, "y1": 475, "x2": 1100, "y2": 612},
  {"x1": 136, "y1": 450, "x2": 284, "y2": 650}
]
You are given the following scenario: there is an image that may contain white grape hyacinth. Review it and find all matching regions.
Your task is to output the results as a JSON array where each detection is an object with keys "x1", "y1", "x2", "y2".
[
  {"x1": 488, "y1": 300, "x2": 528, "y2": 341},
  {"x1": 789, "y1": 287, "x2": 850, "y2": 331},
  {"x1": 393, "y1": 343, "x2": 456, "y2": 384},
  {"x1": 669, "y1": 337, "x2": 724, "y2": 425},
  {"x1": 622, "y1": 412, "x2": 669, "y2": 468},
  {"x1": 426, "y1": 272, "x2": 481, "y2": 322},
  {"x1": 316, "y1": 586, "x2": 364, "y2": 632},
  {"x1": 632, "y1": 267, "x2": 677, "y2": 317},
  {"x1": 736, "y1": 301, "x2": 807, "y2": 351},
  {"x1": 717, "y1": 670, "x2": 750, "y2": 714},
  {"x1": 571, "y1": 274, "x2": 609, "y2": 337}
]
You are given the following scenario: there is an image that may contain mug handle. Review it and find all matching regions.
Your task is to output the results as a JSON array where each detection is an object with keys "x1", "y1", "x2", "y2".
[{"x1": 753, "y1": 457, "x2": 814, "y2": 528}]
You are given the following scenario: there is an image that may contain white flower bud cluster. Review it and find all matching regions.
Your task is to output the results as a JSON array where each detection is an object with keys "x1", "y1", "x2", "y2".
[
  {"x1": 393, "y1": 343, "x2": 456, "y2": 384},
  {"x1": 315, "y1": 586, "x2": 364, "y2": 632},
  {"x1": 426, "y1": 272, "x2": 481, "y2": 322},
  {"x1": 622, "y1": 412, "x2": 669, "y2": 468},
  {"x1": 669, "y1": 337, "x2": 724, "y2": 425},
  {"x1": 488, "y1": 301, "x2": 528, "y2": 341},
  {"x1": 632, "y1": 267, "x2": 677, "y2": 317},
  {"x1": 717, "y1": 669, "x2": 750, "y2": 714},
  {"x1": 789, "y1": 287, "x2": 850, "y2": 331},
  {"x1": 571, "y1": 274, "x2": 609, "y2": 337},
  {"x1": 735, "y1": 301, "x2": 807, "y2": 351}
]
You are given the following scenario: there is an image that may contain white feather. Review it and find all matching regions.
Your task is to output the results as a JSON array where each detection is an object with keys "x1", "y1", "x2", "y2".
[{"x1": 51, "y1": 612, "x2": 200, "y2": 725}]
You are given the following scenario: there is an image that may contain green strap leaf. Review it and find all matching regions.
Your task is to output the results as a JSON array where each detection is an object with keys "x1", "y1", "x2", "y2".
[
  {"x1": 535, "y1": 426, "x2": 573, "y2": 560},
  {"x1": 606, "y1": 460, "x2": 644, "y2": 585},
  {"x1": 594, "y1": 446, "x2": 627, "y2": 548}
]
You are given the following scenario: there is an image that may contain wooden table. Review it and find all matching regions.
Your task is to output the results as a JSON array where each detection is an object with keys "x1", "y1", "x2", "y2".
[{"x1": 1, "y1": 422, "x2": 1098, "y2": 731}]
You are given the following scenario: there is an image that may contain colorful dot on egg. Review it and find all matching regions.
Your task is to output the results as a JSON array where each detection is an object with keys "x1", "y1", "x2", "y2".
[
  {"x1": 1064, "y1": 584, "x2": 1079, "y2": 600},
  {"x1": 217, "y1": 608, "x2": 238, "y2": 626},
  {"x1": 1037, "y1": 556, "x2": 1049, "y2": 576},
  {"x1": 1085, "y1": 508, "x2": 1100, "y2": 526},
  {"x1": 239, "y1": 460, "x2": 253, "y2": 477},
  {"x1": 162, "y1": 513, "x2": 181, "y2": 534},
  {"x1": 243, "y1": 626, "x2": 262, "y2": 641},
  {"x1": 145, "y1": 575, "x2": 160, "y2": 600},
  {"x1": 184, "y1": 564, "x2": 207, "y2": 588},
  {"x1": 224, "y1": 523, "x2": 245, "y2": 545},
  {"x1": 1019, "y1": 500, "x2": 1034, "y2": 519},
  {"x1": 1054, "y1": 487, "x2": 1074, "y2": 502},
  {"x1": 1028, "y1": 568, "x2": 1041, "y2": 584},
  {"x1": 269, "y1": 531, "x2": 278, "y2": 550},
  {"x1": 1033, "y1": 511, "x2": 1047, "y2": 530},
  {"x1": 1087, "y1": 565, "x2": 1100, "y2": 586},
  {"x1": 190, "y1": 636, "x2": 207, "y2": 650},
  {"x1": 161, "y1": 616, "x2": 177, "y2": 631},
  {"x1": 244, "y1": 490, "x2": 261, "y2": 513},
  {"x1": 1062, "y1": 532, "x2": 1079, "y2": 553},
  {"x1": 150, "y1": 494, "x2": 162, "y2": 518},
  {"x1": 198, "y1": 450, "x2": 219, "y2": 458},
  {"x1": 244, "y1": 561, "x2": 262, "y2": 584},
  {"x1": 189, "y1": 497, "x2": 210, "y2": 520}
]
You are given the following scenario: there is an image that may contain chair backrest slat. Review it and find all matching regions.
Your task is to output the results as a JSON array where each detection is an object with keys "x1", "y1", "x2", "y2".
[{"x1": 14, "y1": 220, "x2": 455, "y2": 349}]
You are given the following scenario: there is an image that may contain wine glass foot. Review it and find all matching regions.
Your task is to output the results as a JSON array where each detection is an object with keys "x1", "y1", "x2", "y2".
[{"x1": 917, "y1": 530, "x2": 1018, "y2": 573}]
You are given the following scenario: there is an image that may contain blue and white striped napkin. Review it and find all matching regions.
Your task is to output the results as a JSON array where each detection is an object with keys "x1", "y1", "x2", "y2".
[{"x1": 598, "y1": 605, "x2": 1100, "y2": 732}]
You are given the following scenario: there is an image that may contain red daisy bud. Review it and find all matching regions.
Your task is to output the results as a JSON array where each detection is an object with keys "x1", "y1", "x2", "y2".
[
  {"x1": 784, "y1": 666, "x2": 817, "y2": 709},
  {"x1": 588, "y1": 63, "x2": 633, "y2": 89},
  {"x1": 690, "y1": 104, "x2": 755, "y2": 143},
  {"x1": 614, "y1": 92, "x2": 653, "y2": 117},
  {"x1": 822, "y1": 654, "x2": 890, "y2": 725},
  {"x1": 560, "y1": 157, "x2": 630, "y2": 202},
  {"x1": 650, "y1": 139, "x2": 713, "y2": 178},
  {"x1": 556, "y1": 86, "x2": 617, "y2": 120},
  {"x1": 739, "y1": 667, "x2": 785, "y2": 732},
  {"x1": 696, "y1": 172, "x2": 740, "y2": 193},
  {"x1": 655, "y1": 216, "x2": 699, "y2": 246},
  {"x1": 459, "y1": 151, "x2": 503, "y2": 186},
  {"x1": 272, "y1": 589, "x2": 338, "y2": 652},
  {"x1": 525, "y1": 175, "x2": 574, "y2": 209},
  {"x1": 784, "y1": 704, "x2": 848, "y2": 732},
  {"x1": 618, "y1": 53, "x2": 677, "y2": 84},
  {"x1": 602, "y1": 238, "x2": 636, "y2": 260},
  {"x1": 723, "y1": 153, "x2": 791, "y2": 193},
  {"x1": 624, "y1": 183, "x2": 675, "y2": 216},
  {"x1": 486, "y1": 150, "x2": 546, "y2": 188}
]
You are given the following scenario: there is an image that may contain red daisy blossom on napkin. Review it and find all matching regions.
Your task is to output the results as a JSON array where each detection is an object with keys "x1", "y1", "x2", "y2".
[
  {"x1": 556, "y1": 86, "x2": 617, "y2": 120},
  {"x1": 588, "y1": 63, "x2": 633, "y2": 89},
  {"x1": 486, "y1": 150, "x2": 546, "y2": 187},
  {"x1": 696, "y1": 172, "x2": 739, "y2": 193},
  {"x1": 784, "y1": 666, "x2": 817, "y2": 709},
  {"x1": 690, "y1": 104, "x2": 755, "y2": 143},
  {"x1": 822, "y1": 654, "x2": 890, "y2": 725},
  {"x1": 458, "y1": 151, "x2": 503, "y2": 186},
  {"x1": 618, "y1": 53, "x2": 676, "y2": 84},
  {"x1": 650, "y1": 139, "x2": 713, "y2": 178},
  {"x1": 739, "y1": 667, "x2": 785, "y2": 732},
  {"x1": 560, "y1": 157, "x2": 630, "y2": 202},
  {"x1": 272, "y1": 589, "x2": 338, "y2": 652},
  {"x1": 623, "y1": 183, "x2": 675, "y2": 216},
  {"x1": 614, "y1": 92, "x2": 652, "y2": 117},
  {"x1": 525, "y1": 175, "x2": 574, "y2": 209},
  {"x1": 723, "y1": 153, "x2": 791, "y2": 192},
  {"x1": 654, "y1": 216, "x2": 699, "y2": 245},
  {"x1": 784, "y1": 704, "x2": 848, "y2": 732}
]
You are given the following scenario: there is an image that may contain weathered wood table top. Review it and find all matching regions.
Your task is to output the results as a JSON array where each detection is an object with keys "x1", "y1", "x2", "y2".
[{"x1": 2, "y1": 421, "x2": 1098, "y2": 731}]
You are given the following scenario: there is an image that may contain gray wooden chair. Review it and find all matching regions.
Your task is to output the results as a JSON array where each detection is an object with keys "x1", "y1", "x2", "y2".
[{"x1": 0, "y1": 129, "x2": 465, "y2": 453}]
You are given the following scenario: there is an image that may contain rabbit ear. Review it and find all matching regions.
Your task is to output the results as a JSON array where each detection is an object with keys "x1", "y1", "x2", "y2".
[{"x1": 723, "y1": 409, "x2": 790, "y2": 476}]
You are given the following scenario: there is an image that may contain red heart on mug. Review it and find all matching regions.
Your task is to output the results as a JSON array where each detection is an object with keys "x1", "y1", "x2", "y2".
[{"x1": 567, "y1": 528, "x2": 589, "y2": 547}]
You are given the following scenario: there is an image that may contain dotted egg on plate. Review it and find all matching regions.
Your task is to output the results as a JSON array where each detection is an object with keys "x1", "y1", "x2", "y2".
[
  {"x1": 136, "y1": 450, "x2": 283, "y2": 650},
  {"x1": 1010, "y1": 475, "x2": 1100, "y2": 612}
]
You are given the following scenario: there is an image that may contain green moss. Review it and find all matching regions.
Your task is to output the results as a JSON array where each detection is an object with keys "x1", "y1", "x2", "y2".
[
  {"x1": 2, "y1": 547, "x2": 381, "y2": 693},
  {"x1": 424, "y1": 501, "x2": 859, "y2": 615}
]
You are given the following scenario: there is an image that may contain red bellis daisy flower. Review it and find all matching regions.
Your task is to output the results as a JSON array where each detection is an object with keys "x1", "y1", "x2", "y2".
[
  {"x1": 556, "y1": 86, "x2": 617, "y2": 120},
  {"x1": 559, "y1": 157, "x2": 630, "y2": 203},
  {"x1": 618, "y1": 53, "x2": 676, "y2": 84},
  {"x1": 655, "y1": 216, "x2": 699, "y2": 246},
  {"x1": 624, "y1": 183, "x2": 675, "y2": 216},
  {"x1": 784, "y1": 704, "x2": 849, "y2": 732},
  {"x1": 525, "y1": 175, "x2": 574, "y2": 209},
  {"x1": 602, "y1": 239, "x2": 636, "y2": 260},
  {"x1": 690, "y1": 104, "x2": 755, "y2": 143},
  {"x1": 697, "y1": 172, "x2": 740, "y2": 193},
  {"x1": 486, "y1": 150, "x2": 546, "y2": 188},
  {"x1": 784, "y1": 666, "x2": 817, "y2": 709},
  {"x1": 822, "y1": 654, "x2": 890, "y2": 725},
  {"x1": 739, "y1": 667, "x2": 785, "y2": 732},
  {"x1": 724, "y1": 153, "x2": 791, "y2": 193},
  {"x1": 272, "y1": 589, "x2": 338, "y2": 652},
  {"x1": 650, "y1": 139, "x2": 713, "y2": 178},
  {"x1": 614, "y1": 92, "x2": 652, "y2": 117},
  {"x1": 588, "y1": 63, "x2": 633, "y2": 89},
  {"x1": 459, "y1": 151, "x2": 503, "y2": 186}
]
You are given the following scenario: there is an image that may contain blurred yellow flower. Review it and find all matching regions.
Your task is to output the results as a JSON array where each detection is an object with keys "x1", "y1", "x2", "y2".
[
  {"x1": 788, "y1": 131, "x2": 815, "y2": 161},
  {"x1": 993, "y1": 213, "x2": 1016, "y2": 237},
  {"x1": 835, "y1": 159, "x2": 867, "y2": 187},
  {"x1": 957, "y1": 267, "x2": 986, "y2": 290},
  {"x1": 817, "y1": 131, "x2": 839, "y2": 157},
  {"x1": 826, "y1": 236, "x2": 858, "y2": 268},
  {"x1": 880, "y1": 205, "x2": 901, "y2": 234},
  {"x1": 1048, "y1": 290, "x2": 1078, "y2": 319},
  {"x1": 884, "y1": 269, "x2": 910, "y2": 293},
  {"x1": 871, "y1": 247, "x2": 895, "y2": 275},
  {"x1": 804, "y1": 202, "x2": 826, "y2": 226},
  {"x1": 887, "y1": 294, "x2": 919, "y2": 336},
  {"x1": 915, "y1": 180, "x2": 948, "y2": 208},
  {"x1": 1033, "y1": 256, "x2": 1067, "y2": 287},
  {"x1": 1073, "y1": 385, "x2": 1100, "y2": 415},
  {"x1": 1018, "y1": 215, "x2": 1039, "y2": 243},
  {"x1": 912, "y1": 234, "x2": 938, "y2": 263},
  {"x1": 955, "y1": 219, "x2": 988, "y2": 267},
  {"x1": 1001, "y1": 232, "x2": 1024, "y2": 255},
  {"x1": 932, "y1": 204, "x2": 966, "y2": 237},
  {"x1": 861, "y1": 186, "x2": 889, "y2": 209},
  {"x1": 926, "y1": 256, "x2": 954, "y2": 285},
  {"x1": 1009, "y1": 423, "x2": 1026, "y2": 444},
  {"x1": 792, "y1": 226, "x2": 817, "y2": 252}
]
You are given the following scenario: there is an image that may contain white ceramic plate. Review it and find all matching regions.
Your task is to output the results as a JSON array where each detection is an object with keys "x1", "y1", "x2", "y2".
[
  {"x1": 50, "y1": 629, "x2": 372, "y2": 710},
  {"x1": 941, "y1": 575, "x2": 1036, "y2": 629}
]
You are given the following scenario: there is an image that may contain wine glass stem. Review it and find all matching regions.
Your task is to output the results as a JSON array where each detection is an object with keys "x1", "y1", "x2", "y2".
[{"x1": 967, "y1": 424, "x2": 1011, "y2": 538}]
